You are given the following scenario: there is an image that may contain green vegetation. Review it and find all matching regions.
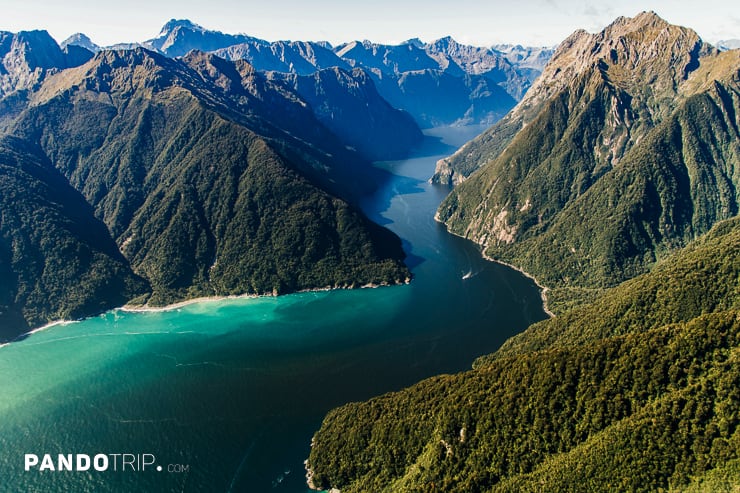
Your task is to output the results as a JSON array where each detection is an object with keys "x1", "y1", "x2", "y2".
[
  {"x1": 436, "y1": 17, "x2": 739, "y2": 294},
  {"x1": 0, "y1": 48, "x2": 410, "y2": 340},
  {"x1": 0, "y1": 136, "x2": 147, "y2": 340},
  {"x1": 307, "y1": 216, "x2": 740, "y2": 492},
  {"x1": 307, "y1": 17, "x2": 740, "y2": 491}
]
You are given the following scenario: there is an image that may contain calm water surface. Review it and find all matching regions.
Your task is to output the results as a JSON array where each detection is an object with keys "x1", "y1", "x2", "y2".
[{"x1": 0, "y1": 126, "x2": 547, "y2": 492}]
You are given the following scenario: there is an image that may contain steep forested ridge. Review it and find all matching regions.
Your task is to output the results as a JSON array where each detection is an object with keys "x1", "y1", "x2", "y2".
[
  {"x1": 0, "y1": 46, "x2": 411, "y2": 341},
  {"x1": 307, "y1": 13, "x2": 740, "y2": 492},
  {"x1": 0, "y1": 136, "x2": 147, "y2": 339},
  {"x1": 307, "y1": 217, "x2": 740, "y2": 493},
  {"x1": 436, "y1": 14, "x2": 740, "y2": 310}
]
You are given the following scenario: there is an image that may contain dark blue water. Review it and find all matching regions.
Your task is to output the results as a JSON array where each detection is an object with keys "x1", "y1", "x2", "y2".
[{"x1": 0, "y1": 126, "x2": 547, "y2": 492}]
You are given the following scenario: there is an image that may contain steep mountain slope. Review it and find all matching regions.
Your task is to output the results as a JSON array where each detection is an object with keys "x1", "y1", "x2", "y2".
[
  {"x1": 436, "y1": 13, "x2": 740, "y2": 300},
  {"x1": 432, "y1": 11, "x2": 715, "y2": 185},
  {"x1": 306, "y1": 215, "x2": 740, "y2": 493},
  {"x1": 0, "y1": 30, "x2": 93, "y2": 97},
  {"x1": 1, "y1": 47, "x2": 409, "y2": 338},
  {"x1": 0, "y1": 136, "x2": 147, "y2": 341},
  {"x1": 271, "y1": 67, "x2": 422, "y2": 160},
  {"x1": 335, "y1": 38, "x2": 523, "y2": 127}
]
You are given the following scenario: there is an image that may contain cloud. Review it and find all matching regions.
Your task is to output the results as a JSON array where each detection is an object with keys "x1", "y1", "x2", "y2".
[{"x1": 582, "y1": 2, "x2": 615, "y2": 20}]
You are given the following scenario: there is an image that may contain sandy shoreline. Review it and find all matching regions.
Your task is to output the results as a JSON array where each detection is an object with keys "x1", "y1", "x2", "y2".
[
  {"x1": 119, "y1": 280, "x2": 410, "y2": 314},
  {"x1": 2, "y1": 278, "x2": 412, "y2": 347},
  {"x1": 0, "y1": 319, "x2": 78, "y2": 349},
  {"x1": 120, "y1": 293, "x2": 260, "y2": 313}
]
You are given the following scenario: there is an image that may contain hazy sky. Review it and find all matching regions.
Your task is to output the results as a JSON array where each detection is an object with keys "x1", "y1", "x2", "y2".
[{"x1": 0, "y1": 0, "x2": 738, "y2": 48}]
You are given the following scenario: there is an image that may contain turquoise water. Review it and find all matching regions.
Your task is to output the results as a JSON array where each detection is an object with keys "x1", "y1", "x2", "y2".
[{"x1": 0, "y1": 126, "x2": 547, "y2": 492}]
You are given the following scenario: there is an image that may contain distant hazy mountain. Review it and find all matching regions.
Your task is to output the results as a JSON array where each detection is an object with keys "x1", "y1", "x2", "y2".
[
  {"x1": 129, "y1": 20, "x2": 543, "y2": 128},
  {"x1": 334, "y1": 38, "x2": 527, "y2": 127},
  {"x1": 145, "y1": 19, "x2": 259, "y2": 57},
  {"x1": 60, "y1": 33, "x2": 100, "y2": 53},
  {"x1": 0, "y1": 47, "x2": 411, "y2": 340},
  {"x1": 213, "y1": 40, "x2": 350, "y2": 75},
  {"x1": 492, "y1": 44, "x2": 555, "y2": 82},
  {"x1": 717, "y1": 39, "x2": 740, "y2": 50},
  {"x1": 436, "y1": 12, "x2": 740, "y2": 299},
  {"x1": 271, "y1": 67, "x2": 423, "y2": 160}
]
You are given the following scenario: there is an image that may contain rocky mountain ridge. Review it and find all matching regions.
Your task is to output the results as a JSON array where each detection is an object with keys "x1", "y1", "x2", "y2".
[
  {"x1": 60, "y1": 19, "x2": 551, "y2": 127},
  {"x1": 435, "y1": 13, "x2": 740, "y2": 302}
]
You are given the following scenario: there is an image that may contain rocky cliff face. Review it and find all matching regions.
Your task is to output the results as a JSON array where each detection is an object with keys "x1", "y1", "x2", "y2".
[{"x1": 0, "y1": 30, "x2": 93, "y2": 97}]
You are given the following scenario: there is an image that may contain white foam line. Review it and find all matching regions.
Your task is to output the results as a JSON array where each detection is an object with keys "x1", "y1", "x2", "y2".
[{"x1": 9, "y1": 330, "x2": 200, "y2": 348}]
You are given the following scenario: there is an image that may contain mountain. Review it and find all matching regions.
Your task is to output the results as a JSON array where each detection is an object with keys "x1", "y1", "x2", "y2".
[
  {"x1": 718, "y1": 39, "x2": 740, "y2": 51},
  {"x1": 435, "y1": 12, "x2": 740, "y2": 308},
  {"x1": 335, "y1": 38, "x2": 526, "y2": 127},
  {"x1": 306, "y1": 212, "x2": 740, "y2": 493},
  {"x1": 0, "y1": 47, "x2": 410, "y2": 341},
  {"x1": 0, "y1": 135, "x2": 148, "y2": 340},
  {"x1": 492, "y1": 44, "x2": 555, "y2": 82},
  {"x1": 60, "y1": 32, "x2": 100, "y2": 53},
  {"x1": 213, "y1": 40, "x2": 349, "y2": 75},
  {"x1": 136, "y1": 20, "x2": 537, "y2": 128},
  {"x1": 270, "y1": 67, "x2": 423, "y2": 161},
  {"x1": 425, "y1": 36, "x2": 531, "y2": 99},
  {"x1": 0, "y1": 29, "x2": 93, "y2": 98},
  {"x1": 145, "y1": 19, "x2": 259, "y2": 58}
]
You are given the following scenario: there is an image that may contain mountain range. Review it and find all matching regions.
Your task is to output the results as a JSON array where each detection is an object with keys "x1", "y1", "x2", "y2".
[
  {"x1": 60, "y1": 19, "x2": 550, "y2": 127},
  {"x1": 306, "y1": 12, "x2": 740, "y2": 491},
  {"x1": 6, "y1": 10, "x2": 738, "y2": 490},
  {"x1": 0, "y1": 36, "x2": 417, "y2": 341}
]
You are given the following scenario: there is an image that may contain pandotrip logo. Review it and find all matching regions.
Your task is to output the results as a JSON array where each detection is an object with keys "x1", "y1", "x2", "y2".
[{"x1": 24, "y1": 453, "x2": 190, "y2": 473}]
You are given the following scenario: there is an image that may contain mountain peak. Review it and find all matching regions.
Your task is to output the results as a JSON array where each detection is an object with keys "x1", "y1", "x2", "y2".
[
  {"x1": 404, "y1": 37, "x2": 425, "y2": 48},
  {"x1": 61, "y1": 33, "x2": 99, "y2": 52},
  {"x1": 429, "y1": 36, "x2": 458, "y2": 49},
  {"x1": 159, "y1": 19, "x2": 205, "y2": 36},
  {"x1": 525, "y1": 11, "x2": 713, "y2": 108},
  {"x1": 148, "y1": 19, "x2": 258, "y2": 58}
]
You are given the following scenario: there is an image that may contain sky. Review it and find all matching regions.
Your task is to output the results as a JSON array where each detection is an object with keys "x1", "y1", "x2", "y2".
[{"x1": 0, "y1": 0, "x2": 738, "y2": 48}]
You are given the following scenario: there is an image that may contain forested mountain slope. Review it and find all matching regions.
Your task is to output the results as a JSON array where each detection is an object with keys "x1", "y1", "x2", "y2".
[
  {"x1": 0, "y1": 48, "x2": 411, "y2": 341},
  {"x1": 307, "y1": 216, "x2": 740, "y2": 493},
  {"x1": 436, "y1": 13, "x2": 740, "y2": 306}
]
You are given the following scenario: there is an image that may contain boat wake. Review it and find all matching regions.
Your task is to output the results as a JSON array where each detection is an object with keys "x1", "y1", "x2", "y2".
[{"x1": 462, "y1": 269, "x2": 481, "y2": 280}]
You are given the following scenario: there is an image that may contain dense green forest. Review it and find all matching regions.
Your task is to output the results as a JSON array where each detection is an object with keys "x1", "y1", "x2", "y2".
[
  {"x1": 0, "y1": 48, "x2": 411, "y2": 340},
  {"x1": 436, "y1": 16, "x2": 740, "y2": 310},
  {"x1": 0, "y1": 136, "x2": 148, "y2": 339},
  {"x1": 307, "y1": 14, "x2": 740, "y2": 491},
  {"x1": 307, "y1": 216, "x2": 740, "y2": 492}
]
